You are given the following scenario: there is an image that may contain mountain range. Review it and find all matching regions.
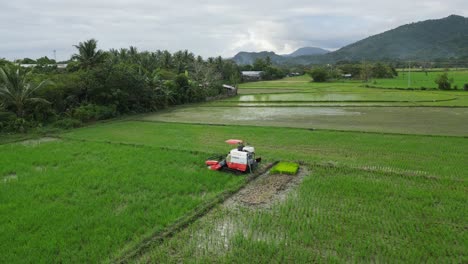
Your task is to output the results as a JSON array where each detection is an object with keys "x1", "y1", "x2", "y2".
[
  {"x1": 231, "y1": 15, "x2": 468, "y2": 65},
  {"x1": 232, "y1": 47, "x2": 329, "y2": 65}
]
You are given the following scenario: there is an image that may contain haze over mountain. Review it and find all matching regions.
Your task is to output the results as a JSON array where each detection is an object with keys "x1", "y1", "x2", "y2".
[
  {"x1": 283, "y1": 47, "x2": 329, "y2": 57},
  {"x1": 232, "y1": 47, "x2": 329, "y2": 65},
  {"x1": 232, "y1": 51, "x2": 285, "y2": 66},
  {"x1": 232, "y1": 15, "x2": 468, "y2": 65}
]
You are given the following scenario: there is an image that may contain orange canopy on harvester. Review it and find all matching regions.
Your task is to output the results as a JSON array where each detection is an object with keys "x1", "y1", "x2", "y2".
[{"x1": 225, "y1": 139, "x2": 243, "y2": 145}]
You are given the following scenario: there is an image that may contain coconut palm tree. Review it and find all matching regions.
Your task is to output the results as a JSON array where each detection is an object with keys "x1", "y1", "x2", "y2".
[
  {"x1": 0, "y1": 66, "x2": 50, "y2": 117},
  {"x1": 147, "y1": 74, "x2": 175, "y2": 109},
  {"x1": 71, "y1": 39, "x2": 106, "y2": 68}
]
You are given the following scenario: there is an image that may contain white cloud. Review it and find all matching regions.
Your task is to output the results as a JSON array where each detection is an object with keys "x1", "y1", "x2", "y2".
[{"x1": 0, "y1": 0, "x2": 466, "y2": 60}]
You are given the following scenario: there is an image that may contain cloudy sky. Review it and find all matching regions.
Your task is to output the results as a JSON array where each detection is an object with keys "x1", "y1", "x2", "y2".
[{"x1": 1, "y1": 0, "x2": 467, "y2": 61}]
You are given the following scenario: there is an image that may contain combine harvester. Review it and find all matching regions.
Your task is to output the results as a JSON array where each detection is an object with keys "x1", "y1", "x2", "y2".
[{"x1": 205, "y1": 139, "x2": 261, "y2": 173}]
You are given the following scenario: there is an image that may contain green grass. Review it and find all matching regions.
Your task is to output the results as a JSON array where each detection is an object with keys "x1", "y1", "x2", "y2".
[
  {"x1": 372, "y1": 70, "x2": 468, "y2": 89},
  {"x1": 0, "y1": 138, "x2": 244, "y2": 263},
  {"x1": 139, "y1": 165, "x2": 466, "y2": 263},
  {"x1": 239, "y1": 71, "x2": 468, "y2": 91},
  {"x1": 235, "y1": 74, "x2": 468, "y2": 107},
  {"x1": 63, "y1": 121, "x2": 467, "y2": 180},
  {"x1": 0, "y1": 133, "x2": 39, "y2": 144},
  {"x1": 2, "y1": 121, "x2": 467, "y2": 262},
  {"x1": 269, "y1": 162, "x2": 299, "y2": 175},
  {"x1": 62, "y1": 122, "x2": 466, "y2": 263},
  {"x1": 2, "y1": 71, "x2": 467, "y2": 262}
]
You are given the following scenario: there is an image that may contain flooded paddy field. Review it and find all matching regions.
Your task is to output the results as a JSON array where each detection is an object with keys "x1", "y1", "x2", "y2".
[
  {"x1": 229, "y1": 91, "x2": 456, "y2": 102},
  {"x1": 140, "y1": 106, "x2": 468, "y2": 136}
]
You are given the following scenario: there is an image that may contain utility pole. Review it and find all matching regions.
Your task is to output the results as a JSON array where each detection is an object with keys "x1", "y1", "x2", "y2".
[
  {"x1": 53, "y1": 50, "x2": 57, "y2": 62},
  {"x1": 408, "y1": 61, "x2": 411, "y2": 88}
]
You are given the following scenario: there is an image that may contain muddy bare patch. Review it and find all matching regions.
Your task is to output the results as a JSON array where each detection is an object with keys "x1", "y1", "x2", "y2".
[
  {"x1": 20, "y1": 137, "x2": 60, "y2": 146},
  {"x1": 3, "y1": 172, "x2": 18, "y2": 183},
  {"x1": 238, "y1": 174, "x2": 292, "y2": 205},
  {"x1": 186, "y1": 167, "x2": 308, "y2": 255},
  {"x1": 225, "y1": 166, "x2": 308, "y2": 209},
  {"x1": 35, "y1": 166, "x2": 46, "y2": 172},
  {"x1": 115, "y1": 203, "x2": 128, "y2": 215}
]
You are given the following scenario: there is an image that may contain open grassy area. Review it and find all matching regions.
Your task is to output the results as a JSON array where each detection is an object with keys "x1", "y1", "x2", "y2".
[
  {"x1": 0, "y1": 133, "x2": 40, "y2": 144},
  {"x1": 58, "y1": 120, "x2": 465, "y2": 263},
  {"x1": 63, "y1": 121, "x2": 466, "y2": 180},
  {"x1": 235, "y1": 73, "x2": 468, "y2": 107},
  {"x1": 2, "y1": 120, "x2": 467, "y2": 262},
  {"x1": 0, "y1": 138, "x2": 244, "y2": 263},
  {"x1": 372, "y1": 70, "x2": 468, "y2": 89},
  {"x1": 239, "y1": 71, "x2": 468, "y2": 91},
  {"x1": 139, "y1": 165, "x2": 466, "y2": 263},
  {"x1": 2, "y1": 72, "x2": 467, "y2": 262}
]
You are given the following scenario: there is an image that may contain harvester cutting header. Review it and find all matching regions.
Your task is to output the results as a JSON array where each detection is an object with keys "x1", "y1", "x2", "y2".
[{"x1": 205, "y1": 139, "x2": 261, "y2": 173}]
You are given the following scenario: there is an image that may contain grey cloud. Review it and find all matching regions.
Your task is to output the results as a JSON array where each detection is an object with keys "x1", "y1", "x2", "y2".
[{"x1": 1, "y1": 0, "x2": 466, "y2": 60}]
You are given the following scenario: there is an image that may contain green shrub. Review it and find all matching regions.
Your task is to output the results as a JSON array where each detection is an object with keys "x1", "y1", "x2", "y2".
[
  {"x1": 270, "y1": 162, "x2": 299, "y2": 175},
  {"x1": 309, "y1": 68, "x2": 329, "y2": 82},
  {"x1": 6, "y1": 118, "x2": 34, "y2": 133},
  {"x1": 464, "y1": 83, "x2": 468, "y2": 91},
  {"x1": 435, "y1": 73, "x2": 452, "y2": 90},
  {"x1": 0, "y1": 112, "x2": 11, "y2": 132},
  {"x1": 0, "y1": 112, "x2": 27, "y2": 132},
  {"x1": 0, "y1": 111, "x2": 15, "y2": 122},
  {"x1": 53, "y1": 118, "x2": 82, "y2": 129},
  {"x1": 73, "y1": 104, "x2": 117, "y2": 122}
]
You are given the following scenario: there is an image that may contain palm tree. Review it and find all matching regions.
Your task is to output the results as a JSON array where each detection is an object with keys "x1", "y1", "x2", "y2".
[
  {"x1": 72, "y1": 39, "x2": 106, "y2": 68},
  {"x1": 0, "y1": 66, "x2": 50, "y2": 117},
  {"x1": 161, "y1": 50, "x2": 172, "y2": 69},
  {"x1": 148, "y1": 74, "x2": 175, "y2": 109}
]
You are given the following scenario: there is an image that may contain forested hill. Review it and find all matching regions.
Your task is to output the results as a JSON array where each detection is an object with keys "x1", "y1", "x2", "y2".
[
  {"x1": 232, "y1": 51, "x2": 285, "y2": 65},
  {"x1": 233, "y1": 15, "x2": 468, "y2": 65},
  {"x1": 232, "y1": 47, "x2": 329, "y2": 65},
  {"x1": 322, "y1": 14, "x2": 468, "y2": 61}
]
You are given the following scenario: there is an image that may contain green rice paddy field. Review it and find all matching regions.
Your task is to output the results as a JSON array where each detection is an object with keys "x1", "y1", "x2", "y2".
[
  {"x1": 373, "y1": 70, "x2": 468, "y2": 89},
  {"x1": 238, "y1": 70, "x2": 468, "y2": 91},
  {"x1": 1, "y1": 72, "x2": 467, "y2": 262},
  {"x1": 0, "y1": 138, "x2": 244, "y2": 263}
]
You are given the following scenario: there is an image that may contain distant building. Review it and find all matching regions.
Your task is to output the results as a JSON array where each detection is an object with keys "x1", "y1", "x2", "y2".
[
  {"x1": 18, "y1": 63, "x2": 68, "y2": 69},
  {"x1": 241, "y1": 71, "x2": 263, "y2": 81},
  {"x1": 288, "y1": 72, "x2": 301, "y2": 77},
  {"x1": 342, "y1": 73, "x2": 352, "y2": 78},
  {"x1": 19, "y1": 64, "x2": 36, "y2": 68},
  {"x1": 223, "y1": 84, "x2": 237, "y2": 96}
]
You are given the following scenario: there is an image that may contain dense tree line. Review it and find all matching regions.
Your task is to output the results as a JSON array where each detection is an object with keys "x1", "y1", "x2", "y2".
[
  {"x1": 0, "y1": 39, "x2": 241, "y2": 132},
  {"x1": 308, "y1": 62, "x2": 398, "y2": 82},
  {"x1": 239, "y1": 57, "x2": 288, "y2": 80}
]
